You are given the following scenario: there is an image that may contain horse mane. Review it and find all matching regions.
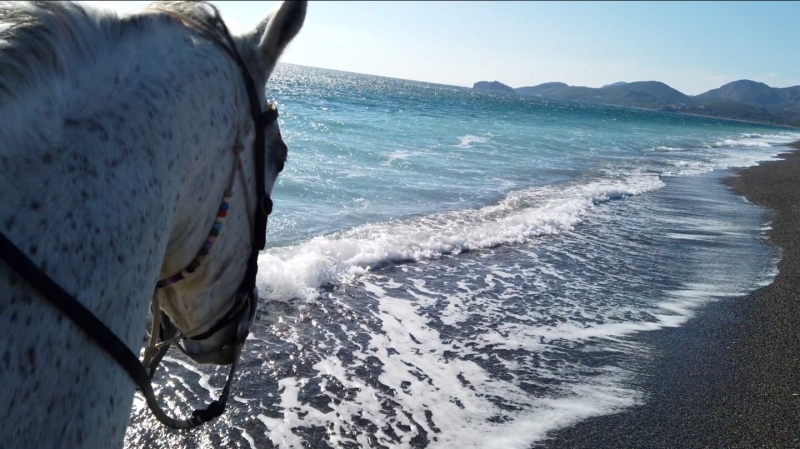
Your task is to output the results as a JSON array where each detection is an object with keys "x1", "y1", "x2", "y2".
[
  {"x1": 0, "y1": 2, "x2": 112, "y2": 102},
  {"x1": 0, "y1": 1, "x2": 220, "y2": 104}
]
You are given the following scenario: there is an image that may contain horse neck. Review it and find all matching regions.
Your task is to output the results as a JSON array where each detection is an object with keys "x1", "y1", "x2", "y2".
[{"x1": 0, "y1": 15, "x2": 246, "y2": 448}]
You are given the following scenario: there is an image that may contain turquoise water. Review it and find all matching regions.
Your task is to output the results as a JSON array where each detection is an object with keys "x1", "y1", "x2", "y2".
[
  {"x1": 257, "y1": 64, "x2": 795, "y2": 301},
  {"x1": 126, "y1": 64, "x2": 799, "y2": 448}
]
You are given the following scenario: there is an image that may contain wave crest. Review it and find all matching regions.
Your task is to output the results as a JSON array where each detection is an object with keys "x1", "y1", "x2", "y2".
[{"x1": 257, "y1": 174, "x2": 665, "y2": 301}]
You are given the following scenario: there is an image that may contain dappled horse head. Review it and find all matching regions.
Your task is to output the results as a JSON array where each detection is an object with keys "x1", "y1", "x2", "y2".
[
  {"x1": 144, "y1": 0, "x2": 298, "y2": 367},
  {"x1": 0, "y1": 1, "x2": 304, "y2": 448}
]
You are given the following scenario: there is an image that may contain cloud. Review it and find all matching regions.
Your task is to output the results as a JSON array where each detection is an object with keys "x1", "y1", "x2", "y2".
[{"x1": 769, "y1": 73, "x2": 778, "y2": 78}]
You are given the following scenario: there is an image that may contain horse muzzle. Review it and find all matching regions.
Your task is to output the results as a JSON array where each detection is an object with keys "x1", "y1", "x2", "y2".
[{"x1": 168, "y1": 288, "x2": 258, "y2": 365}]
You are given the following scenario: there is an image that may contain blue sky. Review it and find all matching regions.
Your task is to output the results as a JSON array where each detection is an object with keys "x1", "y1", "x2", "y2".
[{"x1": 84, "y1": 1, "x2": 799, "y2": 95}]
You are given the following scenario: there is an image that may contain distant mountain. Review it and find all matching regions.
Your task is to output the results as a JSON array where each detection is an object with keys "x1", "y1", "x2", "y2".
[
  {"x1": 515, "y1": 82, "x2": 568, "y2": 96},
  {"x1": 470, "y1": 78, "x2": 800, "y2": 128},
  {"x1": 695, "y1": 80, "x2": 800, "y2": 125},
  {"x1": 697, "y1": 80, "x2": 784, "y2": 107},
  {"x1": 472, "y1": 81, "x2": 515, "y2": 94},
  {"x1": 512, "y1": 81, "x2": 693, "y2": 110}
]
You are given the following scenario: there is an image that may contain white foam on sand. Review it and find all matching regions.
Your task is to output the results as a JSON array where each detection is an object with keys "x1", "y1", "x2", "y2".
[{"x1": 251, "y1": 283, "x2": 644, "y2": 448}]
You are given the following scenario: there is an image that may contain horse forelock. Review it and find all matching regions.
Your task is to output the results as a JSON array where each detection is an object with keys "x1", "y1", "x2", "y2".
[{"x1": 145, "y1": 1, "x2": 221, "y2": 27}]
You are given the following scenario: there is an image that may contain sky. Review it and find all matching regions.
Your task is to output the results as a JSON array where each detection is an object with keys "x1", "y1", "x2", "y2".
[{"x1": 82, "y1": 1, "x2": 800, "y2": 95}]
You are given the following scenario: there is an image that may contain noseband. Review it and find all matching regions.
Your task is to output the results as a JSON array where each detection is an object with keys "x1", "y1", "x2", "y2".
[{"x1": 0, "y1": 5, "x2": 277, "y2": 429}]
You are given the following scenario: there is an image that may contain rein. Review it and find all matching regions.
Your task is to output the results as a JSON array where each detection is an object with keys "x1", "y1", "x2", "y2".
[{"x1": 0, "y1": 5, "x2": 277, "y2": 430}]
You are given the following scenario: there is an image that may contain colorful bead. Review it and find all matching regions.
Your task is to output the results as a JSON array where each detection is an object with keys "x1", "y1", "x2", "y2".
[{"x1": 220, "y1": 203, "x2": 230, "y2": 211}]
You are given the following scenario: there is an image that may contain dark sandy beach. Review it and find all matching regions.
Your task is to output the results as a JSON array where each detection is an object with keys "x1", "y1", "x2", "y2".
[{"x1": 542, "y1": 141, "x2": 800, "y2": 449}]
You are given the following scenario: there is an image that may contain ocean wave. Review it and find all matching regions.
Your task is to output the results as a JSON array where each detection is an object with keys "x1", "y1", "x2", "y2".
[
  {"x1": 256, "y1": 173, "x2": 665, "y2": 300},
  {"x1": 457, "y1": 134, "x2": 490, "y2": 147},
  {"x1": 715, "y1": 139, "x2": 772, "y2": 148},
  {"x1": 716, "y1": 132, "x2": 800, "y2": 149},
  {"x1": 382, "y1": 150, "x2": 415, "y2": 165}
]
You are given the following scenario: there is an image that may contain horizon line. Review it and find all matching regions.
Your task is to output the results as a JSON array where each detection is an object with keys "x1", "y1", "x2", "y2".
[{"x1": 278, "y1": 62, "x2": 799, "y2": 96}]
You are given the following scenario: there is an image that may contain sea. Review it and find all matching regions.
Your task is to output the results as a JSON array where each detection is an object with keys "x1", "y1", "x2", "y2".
[{"x1": 125, "y1": 64, "x2": 800, "y2": 448}]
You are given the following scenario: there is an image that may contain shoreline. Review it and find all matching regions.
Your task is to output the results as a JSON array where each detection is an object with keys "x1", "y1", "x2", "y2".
[{"x1": 541, "y1": 141, "x2": 800, "y2": 448}]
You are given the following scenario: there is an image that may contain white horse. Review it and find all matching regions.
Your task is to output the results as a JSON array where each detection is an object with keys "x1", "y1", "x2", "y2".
[{"x1": 0, "y1": 1, "x2": 305, "y2": 448}]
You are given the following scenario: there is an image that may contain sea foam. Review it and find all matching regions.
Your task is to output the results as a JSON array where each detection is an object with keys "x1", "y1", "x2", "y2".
[{"x1": 257, "y1": 173, "x2": 665, "y2": 301}]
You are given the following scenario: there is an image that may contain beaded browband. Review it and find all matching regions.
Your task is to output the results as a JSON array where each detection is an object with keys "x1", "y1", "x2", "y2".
[{"x1": 155, "y1": 189, "x2": 234, "y2": 289}]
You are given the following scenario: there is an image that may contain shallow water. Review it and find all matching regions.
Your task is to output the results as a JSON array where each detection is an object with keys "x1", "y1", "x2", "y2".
[{"x1": 125, "y1": 64, "x2": 797, "y2": 448}]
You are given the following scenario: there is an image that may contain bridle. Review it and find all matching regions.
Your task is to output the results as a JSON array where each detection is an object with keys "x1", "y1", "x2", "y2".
[{"x1": 0, "y1": 5, "x2": 278, "y2": 429}]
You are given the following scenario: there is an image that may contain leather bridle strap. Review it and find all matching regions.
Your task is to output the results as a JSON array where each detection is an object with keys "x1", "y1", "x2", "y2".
[{"x1": 0, "y1": 232, "x2": 239, "y2": 428}]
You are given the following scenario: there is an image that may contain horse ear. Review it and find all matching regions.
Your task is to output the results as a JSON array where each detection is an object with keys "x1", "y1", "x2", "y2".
[{"x1": 236, "y1": 1, "x2": 306, "y2": 81}]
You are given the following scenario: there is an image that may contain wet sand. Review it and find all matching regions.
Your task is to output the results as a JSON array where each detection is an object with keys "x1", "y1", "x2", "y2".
[{"x1": 542, "y1": 141, "x2": 800, "y2": 448}]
